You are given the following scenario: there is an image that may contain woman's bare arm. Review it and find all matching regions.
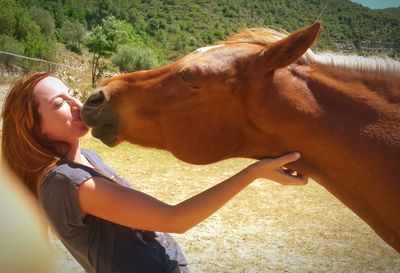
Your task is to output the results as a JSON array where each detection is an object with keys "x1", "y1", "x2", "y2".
[{"x1": 77, "y1": 152, "x2": 307, "y2": 233}]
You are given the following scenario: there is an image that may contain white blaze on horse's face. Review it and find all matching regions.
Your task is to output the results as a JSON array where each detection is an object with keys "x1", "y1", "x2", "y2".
[
  {"x1": 178, "y1": 43, "x2": 262, "y2": 92},
  {"x1": 195, "y1": 44, "x2": 225, "y2": 53}
]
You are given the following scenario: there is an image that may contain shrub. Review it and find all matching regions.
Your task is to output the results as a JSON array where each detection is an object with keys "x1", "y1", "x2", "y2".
[
  {"x1": 60, "y1": 20, "x2": 86, "y2": 53},
  {"x1": 24, "y1": 34, "x2": 53, "y2": 59},
  {"x1": 28, "y1": 7, "x2": 55, "y2": 36},
  {"x1": 0, "y1": 34, "x2": 24, "y2": 66},
  {"x1": 112, "y1": 44, "x2": 159, "y2": 72}
]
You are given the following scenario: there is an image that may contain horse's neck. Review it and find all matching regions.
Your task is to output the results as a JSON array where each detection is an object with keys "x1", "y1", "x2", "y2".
[
  {"x1": 245, "y1": 63, "x2": 400, "y2": 185},
  {"x1": 252, "y1": 65, "x2": 400, "y2": 251}
]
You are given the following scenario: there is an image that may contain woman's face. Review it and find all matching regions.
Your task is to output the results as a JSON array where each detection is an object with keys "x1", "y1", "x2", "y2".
[{"x1": 33, "y1": 76, "x2": 89, "y2": 144}]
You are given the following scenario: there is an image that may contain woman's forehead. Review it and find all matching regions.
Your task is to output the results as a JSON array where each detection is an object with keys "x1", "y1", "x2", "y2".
[{"x1": 33, "y1": 77, "x2": 68, "y2": 99}]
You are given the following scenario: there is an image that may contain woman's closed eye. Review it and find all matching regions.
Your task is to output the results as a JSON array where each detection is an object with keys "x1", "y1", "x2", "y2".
[
  {"x1": 52, "y1": 90, "x2": 78, "y2": 108},
  {"x1": 53, "y1": 97, "x2": 70, "y2": 108}
]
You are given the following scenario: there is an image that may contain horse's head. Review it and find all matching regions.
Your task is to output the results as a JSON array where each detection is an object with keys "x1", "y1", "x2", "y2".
[{"x1": 81, "y1": 22, "x2": 321, "y2": 164}]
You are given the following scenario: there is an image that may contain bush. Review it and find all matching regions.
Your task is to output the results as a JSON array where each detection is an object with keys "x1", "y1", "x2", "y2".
[
  {"x1": 60, "y1": 20, "x2": 86, "y2": 53},
  {"x1": 24, "y1": 34, "x2": 52, "y2": 59},
  {"x1": 14, "y1": 11, "x2": 41, "y2": 41},
  {"x1": 111, "y1": 44, "x2": 159, "y2": 72},
  {"x1": 0, "y1": 0, "x2": 19, "y2": 36},
  {"x1": 0, "y1": 34, "x2": 24, "y2": 66},
  {"x1": 28, "y1": 7, "x2": 55, "y2": 36}
]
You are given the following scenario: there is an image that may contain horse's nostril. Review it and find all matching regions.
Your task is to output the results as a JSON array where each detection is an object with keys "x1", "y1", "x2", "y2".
[{"x1": 86, "y1": 90, "x2": 106, "y2": 107}]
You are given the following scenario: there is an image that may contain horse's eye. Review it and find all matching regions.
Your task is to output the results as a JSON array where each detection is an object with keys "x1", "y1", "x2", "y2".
[{"x1": 178, "y1": 68, "x2": 200, "y2": 89}]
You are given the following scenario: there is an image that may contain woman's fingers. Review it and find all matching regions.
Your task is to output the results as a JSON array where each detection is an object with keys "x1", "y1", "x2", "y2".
[
  {"x1": 270, "y1": 152, "x2": 301, "y2": 167},
  {"x1": 267, "y1": 152, "x2": 308, "y2": 185},
  {"x1": 248, "y1": 152, "x2": 307, "y2": 185},
  {"x1": 274, "y1": 170, "x2": 308, "y2": 185}
]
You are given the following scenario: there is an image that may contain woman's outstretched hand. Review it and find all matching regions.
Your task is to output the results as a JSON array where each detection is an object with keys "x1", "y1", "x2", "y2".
[{"x1": 245, "y1": 152, "x2": 308, "y2": 186}]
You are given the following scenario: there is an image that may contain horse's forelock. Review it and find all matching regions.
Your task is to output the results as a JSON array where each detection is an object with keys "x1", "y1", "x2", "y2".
[{"x1": 218, "y1": 27, "x2": 314, "y2": 62}]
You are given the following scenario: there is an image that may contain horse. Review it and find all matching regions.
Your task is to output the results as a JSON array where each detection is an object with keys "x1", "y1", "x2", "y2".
[{"x1": 81, "y1": 22, "x2": 400, "y2": 253}]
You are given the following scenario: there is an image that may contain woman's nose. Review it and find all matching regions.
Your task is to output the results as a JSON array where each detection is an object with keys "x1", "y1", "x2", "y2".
[
  {"x1": 70, "y1": 97, "x2": 83, "y2": 108},
  {"x1": 70, "y1": 102, "x2": 81, "y2": 111}
]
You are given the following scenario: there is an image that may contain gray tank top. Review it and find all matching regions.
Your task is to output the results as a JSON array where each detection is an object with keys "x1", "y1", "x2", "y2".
[{"x1": 39, "y1": 150, "x2": 188, "y2": 273}]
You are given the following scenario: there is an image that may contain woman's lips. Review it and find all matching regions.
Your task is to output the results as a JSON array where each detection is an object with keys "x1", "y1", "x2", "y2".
[{"x1": 73, "y1": 115, "x2": 82, "y2": 122}]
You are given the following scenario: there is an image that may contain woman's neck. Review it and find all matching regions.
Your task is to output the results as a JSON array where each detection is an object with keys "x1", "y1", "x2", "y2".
[{"x1": 65, "y1": 141, "x2": 83, "y2": 163}]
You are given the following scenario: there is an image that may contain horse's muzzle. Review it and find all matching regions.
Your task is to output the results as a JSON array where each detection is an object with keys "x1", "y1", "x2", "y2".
[{"x1": 81, "y1": 92, "x2": 120, "y2": 147}]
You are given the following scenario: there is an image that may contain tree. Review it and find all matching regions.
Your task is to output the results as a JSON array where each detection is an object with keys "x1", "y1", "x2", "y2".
[{"x1": 84, "y1": 16, "x2": 134, "y2": 86}]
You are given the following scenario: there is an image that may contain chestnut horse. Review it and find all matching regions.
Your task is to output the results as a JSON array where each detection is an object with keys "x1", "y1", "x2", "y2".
[{"x1": 81, "y1": 22, "x2": 400, "y2": 252}]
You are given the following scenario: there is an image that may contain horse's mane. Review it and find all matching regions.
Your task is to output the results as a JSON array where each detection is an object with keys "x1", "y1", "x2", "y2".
[{"x1": 222, "y1": 27, "x2": 400, "y2": 74}]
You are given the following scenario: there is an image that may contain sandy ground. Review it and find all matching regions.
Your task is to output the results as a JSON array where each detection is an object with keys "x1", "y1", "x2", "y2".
[{"x1": 1, "y1": 84, "x2": 399, "y2": 273}]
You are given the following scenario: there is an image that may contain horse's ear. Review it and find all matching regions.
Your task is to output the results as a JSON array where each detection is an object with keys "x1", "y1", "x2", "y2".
[{"x1": 261, "y1": 22, "x2": 322, "y2": 70}]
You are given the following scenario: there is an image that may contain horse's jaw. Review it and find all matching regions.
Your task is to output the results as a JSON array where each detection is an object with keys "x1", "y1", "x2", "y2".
[
  {"x1": 81, "y1": 97, "x2": 121, "y2": 147},
  {"x1": 161, "y1": 128, "x2": 243, "y2": 165}
]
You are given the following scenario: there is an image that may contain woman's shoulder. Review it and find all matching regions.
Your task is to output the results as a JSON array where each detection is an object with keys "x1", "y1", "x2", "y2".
[
  {"x1": 81, "y1": 149, "x2": 99, "y2": 159},
  {"x1": 39, "y1": 162, "x2": 89, "y2": 231},
  {"x1": 81, "y1": 149, "x2": 108, "y2": 168},
  {"x1": 81, "y1": 149, "x2": 103, "y2": 163},
  {"x1": 41, "y1": 161, "x2": 98, "y2": 191}
]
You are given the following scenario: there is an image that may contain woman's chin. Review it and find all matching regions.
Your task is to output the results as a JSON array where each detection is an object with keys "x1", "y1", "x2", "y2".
[{"x1": 78, "y1": 126, "x2": 90, "y2": 137}]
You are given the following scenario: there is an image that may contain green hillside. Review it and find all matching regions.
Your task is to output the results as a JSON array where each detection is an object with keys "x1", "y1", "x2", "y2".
[{"x1": 1, "y1": 0, "x2": 399, "y2": 68}]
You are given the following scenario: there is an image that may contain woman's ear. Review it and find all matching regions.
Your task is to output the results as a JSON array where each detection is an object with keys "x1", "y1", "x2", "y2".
[
  {"x1": 260, "y1": 22, "x2": 322, "y2": 71},
  {"x1": 38, "y1": 124, "x2": 46, "y2": 136},
  {"x1": 37, "y1": 123, "x2": 48, "y2": 138}
]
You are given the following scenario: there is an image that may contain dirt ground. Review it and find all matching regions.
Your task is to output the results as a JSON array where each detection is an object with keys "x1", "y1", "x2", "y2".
[{"x1": 48, "y1": 137, "x2": 400, "y2": 273}]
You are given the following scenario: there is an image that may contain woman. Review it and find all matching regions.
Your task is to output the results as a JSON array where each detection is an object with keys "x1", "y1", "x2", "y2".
[{"x1": 1, "y1": 72, "x2": 307, "y2": 273}]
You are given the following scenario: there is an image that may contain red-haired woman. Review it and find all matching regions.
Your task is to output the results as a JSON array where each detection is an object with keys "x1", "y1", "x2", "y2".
[{"x1": 1, "y1": 72, "x2": 307, "y2": 273}]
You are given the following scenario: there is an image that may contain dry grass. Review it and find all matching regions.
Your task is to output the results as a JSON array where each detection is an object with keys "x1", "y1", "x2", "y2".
[{"x1": 49, "y1": 135, "x2": 400, "y2": 273}]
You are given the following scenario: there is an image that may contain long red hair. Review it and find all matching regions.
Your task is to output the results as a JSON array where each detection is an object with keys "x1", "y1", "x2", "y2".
[{"x1": 1, "y1": 72, "x2": 68, "y2": 198}]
